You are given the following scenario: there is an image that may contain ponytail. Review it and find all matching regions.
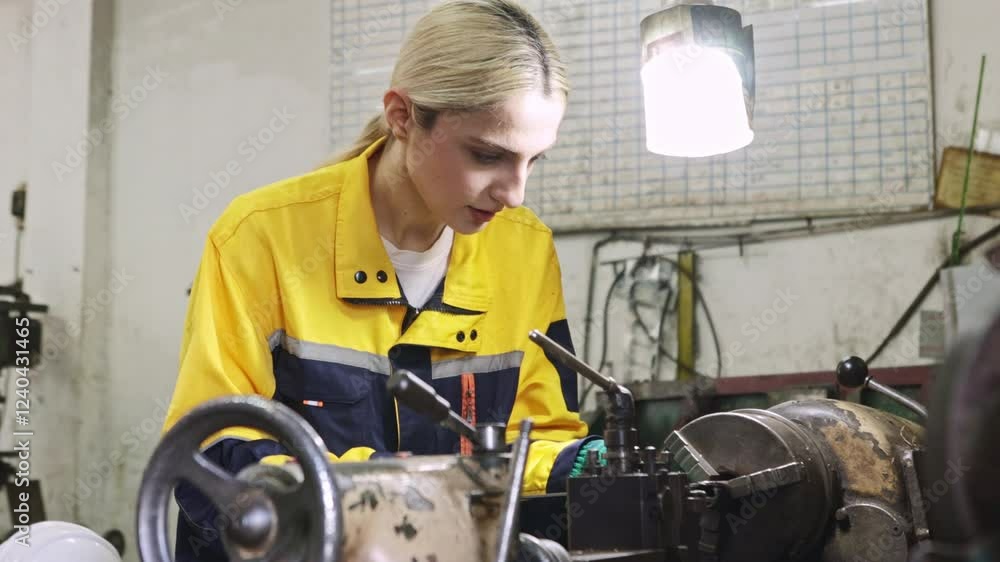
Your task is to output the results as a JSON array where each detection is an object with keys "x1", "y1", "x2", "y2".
[{"x1": 320, "y1": 113, "x2": 390, "y2": 168}]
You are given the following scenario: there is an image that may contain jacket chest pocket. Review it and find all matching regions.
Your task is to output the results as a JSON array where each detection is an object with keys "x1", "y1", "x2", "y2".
[{"x1": 273, "y1": 349, "x2": 378, "y2": 455}]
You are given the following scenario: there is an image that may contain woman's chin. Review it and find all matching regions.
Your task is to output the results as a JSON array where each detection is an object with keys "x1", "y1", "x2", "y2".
[{"x1": 451, "y1": 220, "x2": 489, "y2": 235}]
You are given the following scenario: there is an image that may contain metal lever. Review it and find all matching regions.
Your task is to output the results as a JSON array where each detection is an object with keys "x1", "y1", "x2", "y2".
[
  {"x1": 496, "y1": 418, "x2": 533, "y2": 562},
  {"x1": 388, "y1": 369, "x2": 481, "y2": 445},
  {"x1": 528, "y1": 330, "x2": 622, "y2": 394},
  {"x1": 528, "y1": 329, "x2": 637, "y2": 475},
  {"x1": 836, "y1": 356, "x2": 928, "y2": 420}
]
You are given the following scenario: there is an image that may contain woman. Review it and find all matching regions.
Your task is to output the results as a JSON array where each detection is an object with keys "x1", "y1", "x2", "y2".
[{"x1": 164, "y1": 1, "x2": 605, "y2": 559}]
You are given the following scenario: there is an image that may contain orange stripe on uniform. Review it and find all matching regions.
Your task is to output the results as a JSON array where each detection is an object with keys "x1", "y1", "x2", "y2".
[{"x1": 460, "y1": 373, "x2": 476, "y2": 456}]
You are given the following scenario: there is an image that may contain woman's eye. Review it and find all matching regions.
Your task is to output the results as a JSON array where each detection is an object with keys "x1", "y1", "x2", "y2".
[{"x1": 472, "y1": 150, "x2": 501, "y2": 164}]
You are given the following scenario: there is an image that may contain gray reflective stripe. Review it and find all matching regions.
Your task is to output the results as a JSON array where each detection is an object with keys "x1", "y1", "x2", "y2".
[
  {"x1": 268, "y1": 329, "x2": 392, "y2": 376},
  {"x1": 268, "y1": 330, "x2": 283, "y2": 351},
  {"x1": 432, "y1": 351, "x2": 524, "y2": 380},
  {"x1": 268, "y1": 330, "x2": 522, "y2": 379}
]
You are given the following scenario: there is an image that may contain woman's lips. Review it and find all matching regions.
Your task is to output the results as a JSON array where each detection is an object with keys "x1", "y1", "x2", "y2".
[{"x1": 469, "y1": 206, "x2": 497, "y2": 222}]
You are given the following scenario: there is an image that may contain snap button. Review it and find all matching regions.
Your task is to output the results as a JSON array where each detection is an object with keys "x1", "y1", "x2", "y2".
[
  {"x1": 470, "y1": 330, "x2": 478, "y2": 341},
  {"x1": 354, "y1": 271, "x2": 367, "y2": 284},
  {"x1": 456, "y1": 331, "x2": 466, "y2": 343},
  {"x1": 376, "y1": 270, "x2": 388, "y2": 283}
]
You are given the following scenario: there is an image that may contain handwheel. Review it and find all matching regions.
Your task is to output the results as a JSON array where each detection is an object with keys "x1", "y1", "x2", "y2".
[{"x1": 136, "y1": 395, "x2": 342, "y2": 562}]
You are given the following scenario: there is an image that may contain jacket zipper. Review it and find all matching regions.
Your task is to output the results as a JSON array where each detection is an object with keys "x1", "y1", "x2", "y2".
[{"x1": 343, "y1": 297, "x2": 478, "y2": 454}]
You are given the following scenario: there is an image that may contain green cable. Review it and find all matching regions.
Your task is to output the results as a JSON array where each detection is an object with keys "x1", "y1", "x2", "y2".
[{"x1": 951, "y1": 54, "x2": 988, "y2": 266}]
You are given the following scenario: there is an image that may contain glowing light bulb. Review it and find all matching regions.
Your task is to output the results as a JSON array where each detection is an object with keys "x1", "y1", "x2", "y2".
[{"x1": 641, "y1": 46, "x2": 754, "y2": 158}]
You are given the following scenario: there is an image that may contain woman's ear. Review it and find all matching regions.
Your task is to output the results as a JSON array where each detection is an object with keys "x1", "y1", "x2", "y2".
[{"x1": 383, "y1": 89, "x2": 412, "y2": 141}]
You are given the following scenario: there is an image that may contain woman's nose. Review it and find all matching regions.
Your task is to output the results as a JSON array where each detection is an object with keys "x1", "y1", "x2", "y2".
[{"x1": 491, "y1": 167, "x2": 528, "y2": 209}]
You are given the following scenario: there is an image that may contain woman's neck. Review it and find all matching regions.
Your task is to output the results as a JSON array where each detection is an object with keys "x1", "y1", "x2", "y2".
[{"x1": 368, "y1": 139, "x2": 447, "y2": 252}]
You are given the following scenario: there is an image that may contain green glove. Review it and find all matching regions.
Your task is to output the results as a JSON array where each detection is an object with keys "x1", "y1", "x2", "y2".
[{"x1": 570, "y1": 439, "x2": 607, "y2": 477}]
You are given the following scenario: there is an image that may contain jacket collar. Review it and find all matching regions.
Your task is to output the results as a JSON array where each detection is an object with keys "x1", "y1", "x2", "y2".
[{"x1": 334, "y1": 136, "x2": 492, "y2": 313}]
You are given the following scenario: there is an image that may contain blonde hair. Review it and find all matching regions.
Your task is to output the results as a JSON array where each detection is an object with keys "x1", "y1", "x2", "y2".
[{"x1": 325, "y1": 0, "x2": 568, "y2": 166}]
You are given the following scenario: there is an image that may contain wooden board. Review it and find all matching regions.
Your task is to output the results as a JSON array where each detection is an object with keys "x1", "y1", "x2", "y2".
[{"x1": 935, "y1": 147, "x2": 1000, "y2": 212}]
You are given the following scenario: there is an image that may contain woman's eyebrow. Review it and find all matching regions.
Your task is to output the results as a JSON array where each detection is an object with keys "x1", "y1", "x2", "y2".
[{"x1": 468, "y1": 137, "x2": 552, "y2": 159}]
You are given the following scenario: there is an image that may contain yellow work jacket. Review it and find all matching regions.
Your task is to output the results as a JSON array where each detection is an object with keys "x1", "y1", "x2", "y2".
[{"x1": 164, "y1": 136, "x2": 592, "y2": 506}]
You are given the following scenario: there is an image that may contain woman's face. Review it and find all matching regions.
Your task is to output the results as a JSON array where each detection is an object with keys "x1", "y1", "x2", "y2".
[{"x1": 404, "y1": 90, "x2": 565, "y2": 234}]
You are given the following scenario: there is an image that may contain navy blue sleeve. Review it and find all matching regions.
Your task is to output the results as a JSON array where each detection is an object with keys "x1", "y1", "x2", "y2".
[
  {"x1": 541, "y1": 319, "x2": 580, "y2": 413},
  {"x1": 545, "y1": 435, "x2": 602, "y2": 494},
  {"x1": 174, "y1": 438, "x2": 288, "y2": 562}
]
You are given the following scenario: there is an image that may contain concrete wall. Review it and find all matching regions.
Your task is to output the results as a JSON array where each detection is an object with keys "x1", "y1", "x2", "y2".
[
  {"x1": 0, "y1": 0, "x2": 27, "y2": 285},
  {"x1": 0, "y1": 0, "x2": 32, "y2": 533},
  {"x1": 0, "y1": 3, "x2": 30, "y2": 460},
  {"x1": 0, "y1": 0, "x2": 112, "y2": 542},
  {"x1": 99, "y1": 0, "x2": 330, "y2": 556},
  {"x1": 1, "y1": 0, "x2": 328, "y2": 556},
  {"x1": 930, "y1": 0, "x2": 1000, "y2": 160}
]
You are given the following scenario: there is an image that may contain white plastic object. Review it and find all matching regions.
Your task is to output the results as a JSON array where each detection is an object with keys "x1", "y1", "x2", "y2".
[{"x1": 0, "y1": 521, "x2": 121, "y2": 562}]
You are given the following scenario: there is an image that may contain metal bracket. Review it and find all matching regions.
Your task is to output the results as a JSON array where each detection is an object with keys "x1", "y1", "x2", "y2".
[
  {"x1": 722, "y1": 461, "x2": 806, "y2": 499},
  {"x1": 664, "y1": 431, "x2": 719, "y2": 482},
  {"x1": 900, "y1": 448, "x2": 931, "y2": 541}
]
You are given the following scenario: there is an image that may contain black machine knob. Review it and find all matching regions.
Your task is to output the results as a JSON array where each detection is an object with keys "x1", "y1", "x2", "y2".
[
  {"x1": 836, "y1": 356, "x2": 870, "y2": 389},
  {"x1": 834, "y1": 355, "x2": 927, "y2": 421}
]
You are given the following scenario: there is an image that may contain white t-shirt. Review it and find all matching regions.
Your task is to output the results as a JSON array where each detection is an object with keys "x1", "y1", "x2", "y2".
[{"x1": 381, "y1": 227, "x2": 454, "y2": 309}]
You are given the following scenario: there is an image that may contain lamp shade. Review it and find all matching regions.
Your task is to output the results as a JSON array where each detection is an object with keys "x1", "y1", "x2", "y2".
[{"x1": 640, "y1": 4, "x2": 755, "y2": 158}]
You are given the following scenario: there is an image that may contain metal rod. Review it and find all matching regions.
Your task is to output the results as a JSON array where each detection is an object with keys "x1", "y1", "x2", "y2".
[
  {"x1": 388, "y1": 369, "x2": 480, "y2": 443},
  {"x1": 676, "y1": 251, "x2": 696, "y2": 381},
  {"x1": 868, "y1": 379, "x2": 928, "y2": 420},
  {"x1": 496, "y1": 418, "x2": 533, "y2": 562},
  {"x1": 951, "y1": 54, "x2": 988, "y2": 265},
  {"x1": 443, "y1": 415, "x2": 479, "y2": 444},
  {"x1": 528, "y1": 330, "x2": 618, "y2": 393}
]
